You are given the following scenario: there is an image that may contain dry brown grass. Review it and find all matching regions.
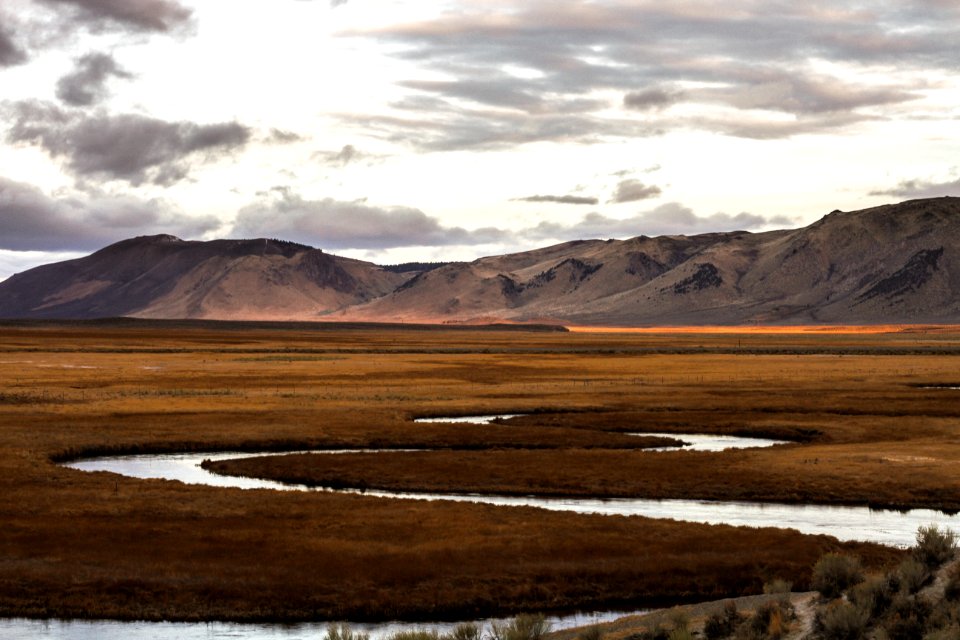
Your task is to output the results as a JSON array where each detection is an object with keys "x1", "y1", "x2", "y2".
[{"x1": 5, "y1": 321, "x2": 953, "y2": 622}]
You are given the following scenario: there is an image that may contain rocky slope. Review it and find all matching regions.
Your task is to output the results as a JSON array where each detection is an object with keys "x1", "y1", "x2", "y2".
[
  {"x1": 1, "y1": 197, "x2": 958, "y2": 325},
  {"x1": 0, "y1": 235, "x2": 408, "y2": 320},
  {"x1": 340, "y1": 197, "x2": 960, "y2": 325}
]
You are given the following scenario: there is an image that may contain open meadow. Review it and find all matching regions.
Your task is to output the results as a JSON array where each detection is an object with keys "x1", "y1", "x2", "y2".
[{"x1": 6, "y1": 321, "x2": 960, "y2": 622}]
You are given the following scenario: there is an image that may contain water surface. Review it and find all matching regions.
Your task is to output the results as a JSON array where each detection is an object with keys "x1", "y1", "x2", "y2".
[
  {"x1": 44, "y1": 417, "x2": 960, "y2": 639},
  {"x1": 1, "y1": 609, "x2": 634, "y2": 640},
  {"x1": 63, "y1": 446, "x2": 955, "y2": 547}
]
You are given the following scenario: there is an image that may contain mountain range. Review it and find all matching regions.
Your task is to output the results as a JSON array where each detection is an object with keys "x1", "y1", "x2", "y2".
[{"x1": 1, "y1": 197, "x2": 958, "y2": 326}]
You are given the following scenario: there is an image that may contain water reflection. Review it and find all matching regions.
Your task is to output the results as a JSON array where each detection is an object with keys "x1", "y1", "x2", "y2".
[
  {"x1": 1, "y1": 609, "x2": 636, "y2": 640},
  {"x1": 414, "y1": 415, "x2": 522, "y2": 424},
  {"x1": 636, "y1": 432, "x2": 787, "y2": 451}
]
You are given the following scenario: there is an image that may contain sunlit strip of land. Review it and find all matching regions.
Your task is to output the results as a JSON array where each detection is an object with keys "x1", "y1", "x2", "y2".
[{"x1": 566, "y1": 324, "x2": 960, "y2": 334}]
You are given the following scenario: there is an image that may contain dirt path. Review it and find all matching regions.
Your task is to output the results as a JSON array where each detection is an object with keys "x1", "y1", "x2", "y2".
[
  {"x1": 783, "y1": 592, "x2": 818, "y2": 640},
  {"x1": 919, "y1": 556, "x2": 960, "y2": 604}
]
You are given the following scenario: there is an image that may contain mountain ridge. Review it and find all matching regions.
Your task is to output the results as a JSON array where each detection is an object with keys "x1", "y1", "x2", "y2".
[{"x1": 1, "y1": 197, "x2": 958, "y2": 326}]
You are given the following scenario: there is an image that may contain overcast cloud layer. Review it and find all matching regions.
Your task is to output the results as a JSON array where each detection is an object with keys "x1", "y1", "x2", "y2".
[
  {"x1": 341, "y1": 1, "x2": 954, "y2": 147},
  {"x1": 0, "y1": 1, "x2": 957, "y2": 278}
]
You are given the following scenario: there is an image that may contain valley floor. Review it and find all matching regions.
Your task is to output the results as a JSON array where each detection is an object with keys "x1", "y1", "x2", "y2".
[{"x1": 4, "y1": 321, "x2": 959, "y2": 621}]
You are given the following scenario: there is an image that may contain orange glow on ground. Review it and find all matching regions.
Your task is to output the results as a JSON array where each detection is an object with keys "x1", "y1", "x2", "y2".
[{"x1": 564, "y1": 324, "x2": 960, "y2": 334}]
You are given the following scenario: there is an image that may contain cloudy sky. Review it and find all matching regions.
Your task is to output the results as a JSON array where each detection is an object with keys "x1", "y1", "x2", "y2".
[{"x1": 1, "y1": 0, "x2": 959, "y2": 279}]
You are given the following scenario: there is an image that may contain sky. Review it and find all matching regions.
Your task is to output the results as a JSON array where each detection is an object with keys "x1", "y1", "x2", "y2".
[{"x1": 1, "y1": 1, "x2": 959, "y2": 280}]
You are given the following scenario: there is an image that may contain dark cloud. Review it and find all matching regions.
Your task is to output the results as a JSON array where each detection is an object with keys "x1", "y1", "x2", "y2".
[
  {"x1": 514, "y1": 194, "x2": 599, "y2": 206},
  {"x1": 313, "y1": 144, "x2": 368, "y2": 167},
  {"x1": 310, "y1": 144, "x2": 386, "y2": 167},
  {"x1": 36, "y1": 0, "x2": 192, "y2": 33},
  {"x1": 232, "y1": 191, "x2": 507, "y2": 250},
  {"x1": 0, "y1": 23, "x2": 26, "y2": 67},
  {"x1": 55, "y1": 52, "x2": 133, "y2": 106},
  {"x1": 623, "y1": 88, "x2": 681, "y2": 111},
  {"x1": 610, "y1": 180, "x2": 661, "y2": 204},
  {"x1": 7, "y1": 101, "x2": 251, "y2": 186},
  {"x1": 3, "y1": 0, "x2": 191, "y2": 71},
  {"x1": 869, "y1": 177, "x2": 960, "y2": 199},
  {"x1": 523, "y1": 203, "x2": 792, "y2": 241},
  {"x1": 341, "y1": 2, "x2": 951, "y2": 148},
  {"x1": 0, "y1": 176, "x2": 219, "y2": 251},
  {"x1": 267, "y1": 128, "x2": 303, "y2": 144}
]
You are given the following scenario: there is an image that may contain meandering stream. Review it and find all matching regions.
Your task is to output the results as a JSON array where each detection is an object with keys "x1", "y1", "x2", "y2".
[
  {"x1": 18, "y1": 416, "x2": 960, "y2": 638},
  {"x1": 64, "y1": 446, "x2": 959, "y2": 547}
]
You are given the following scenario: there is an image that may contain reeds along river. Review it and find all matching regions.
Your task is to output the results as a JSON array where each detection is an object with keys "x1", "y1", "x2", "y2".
[{"x1": 21, "y1": 417, "x2": 960, "y2": 639}]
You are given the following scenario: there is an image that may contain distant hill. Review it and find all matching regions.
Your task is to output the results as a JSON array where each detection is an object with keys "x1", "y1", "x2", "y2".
[
  {"x1": 1, "y1": 197, "x2": 959, "y2": 325},
  {"x1": 0, "y1": 235, "x2": 408, "y2": 320},
  {"x1": 340, "y1": 197, "x2": 960, "y2": 325}
]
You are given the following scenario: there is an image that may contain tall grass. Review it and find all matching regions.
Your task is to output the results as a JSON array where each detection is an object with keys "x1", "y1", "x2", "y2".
[
  {"x1": 0, "y1": 324, "x2": 938, "y2": 622},
  {"x1": 325, "y1": 624, "x2": 371, "y2": 640},
  {"x1": 489, "y1": 614, "x2": 550, "y2": 640}
]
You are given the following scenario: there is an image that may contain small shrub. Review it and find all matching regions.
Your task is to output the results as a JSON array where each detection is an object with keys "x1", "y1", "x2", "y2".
[
  {"x1": 704, "y1": 601, "x2": 742, "y2": 640},
  {"x1": 814, "y1": 601, "x2": 869, "y2": 640},
  {"x1": 449, "y1": 624, "x2": 481, "y2": 640},
  {"x1": 391, "y1": 632, "x2": 440, "y2": 640},
  {"x1": 763, "y1": 579, "x2": 793, "y2": 595},
  {"x1": 812, "y1": 553, "x2": 864, "y2": 599},
  {"x1": 898, "y1": 557, "x2": 930, "y2": 594},
  {"x1": 326, "y1": 624, "x2": 370, "y2": 640},
  {"x1": 667, "y1": 608, "x2": 689, "y2": 632},
  {"x1": 766, "y1": 608, "x2": 786, "y2": 639},
  {"x1": 630, "y1": 625, "x2": 669, "y2": 640},
  {"x1": 944, "y1": 563, "x2": 960, "y2": 601},
  {"x1": 924, "y1": 627, "x2": 960, "y2": 640},
  {"x1": 741, "y1": 601, "x2": 792, "y2": 640},
  {"x1": 913, "y1": 525, "x2": 958, "y2": 570},
  {"x1": 880, "y1": 595, "x2": 930, "y2": 640},
  {"x1": 848, "y1": 575, "x2": 893, "y2": 620},
  {"x1": 490, "y1": 614, "x2": 550, "y2": 640},
  {"x1": 763, "y1": 578, "x2": 794, "y2": 609},
  {"x1": 924, "y1": 600, "x2": 958, "y2": 637},
  {"x1": 577, "y1": 626, "x2": 603, "y2": 640}
]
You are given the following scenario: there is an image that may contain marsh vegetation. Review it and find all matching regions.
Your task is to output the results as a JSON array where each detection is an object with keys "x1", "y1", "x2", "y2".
[{"x1": 3, "y1": 322, "x2": 960, "y2": 622}]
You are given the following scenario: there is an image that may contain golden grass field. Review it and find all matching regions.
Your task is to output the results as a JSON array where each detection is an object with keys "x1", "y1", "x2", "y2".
[{"x1": 7, "y1": 320, "x2": 960, "y2": 622}]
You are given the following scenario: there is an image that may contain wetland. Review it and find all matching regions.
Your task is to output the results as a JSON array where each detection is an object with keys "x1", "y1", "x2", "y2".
[{"x1": 4, "y1": 321, "x2": 960, "y2": 628}]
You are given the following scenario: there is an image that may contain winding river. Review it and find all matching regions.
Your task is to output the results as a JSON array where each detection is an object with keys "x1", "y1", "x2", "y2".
[{"x1": 14, "y1": 415, "x2": 960, "y2": 639}]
